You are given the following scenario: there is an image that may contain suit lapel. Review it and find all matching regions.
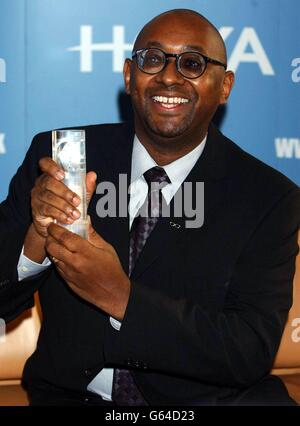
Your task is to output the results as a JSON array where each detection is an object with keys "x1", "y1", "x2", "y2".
[
  {"x1": 89, "y1": 123, "x2": 134, "y2": 275},
  {"x1": 130, "y1": 123, "x2": 231, "y2": 280}
]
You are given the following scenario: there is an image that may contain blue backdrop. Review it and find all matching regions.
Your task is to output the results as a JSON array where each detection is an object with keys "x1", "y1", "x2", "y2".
[{"x1": 0, "y1": 0, "x2": 299, "y2": 201}]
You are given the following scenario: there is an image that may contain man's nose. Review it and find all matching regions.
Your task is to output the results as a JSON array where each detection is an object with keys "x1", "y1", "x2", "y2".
[{"x1": 155, "y1": 59, "x2": 185, "y2": 86}]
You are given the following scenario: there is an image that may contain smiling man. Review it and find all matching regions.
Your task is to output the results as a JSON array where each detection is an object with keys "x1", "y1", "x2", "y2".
[
  {"x1": 0, "y1": 9, "x2": 299, "y2": 406},
  {"x1": 126, "y1": 10, "x2": 232, "y2": 162}
]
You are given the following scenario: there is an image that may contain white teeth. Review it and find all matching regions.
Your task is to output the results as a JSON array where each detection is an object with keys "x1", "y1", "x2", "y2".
[
  {"x1": 152, "y1": 96, "x2": 189, "y2": 105},
  {"x1": 161, "y1": 103, "x2": 175, "y2": 109}
]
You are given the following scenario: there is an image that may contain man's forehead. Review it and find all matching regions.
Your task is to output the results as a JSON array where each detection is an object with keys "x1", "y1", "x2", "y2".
[
  {"x1": 135, "y1": 28, "x2": 216, "y2": 57},
  {"x1": 134, "y1": 11, "x2": 227, "y2": 62},
  {"x1": 142, "y1": 40, "x2": 208, "y2": 55}
]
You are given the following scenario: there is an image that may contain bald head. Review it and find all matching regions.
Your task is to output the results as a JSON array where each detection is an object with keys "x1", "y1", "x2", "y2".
[{"x1": 134, "y1": 9, "x2": 227, "y2": 64}]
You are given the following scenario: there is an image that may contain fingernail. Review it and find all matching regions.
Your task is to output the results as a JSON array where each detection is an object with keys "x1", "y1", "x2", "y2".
[
  {"x1": 72, "y1": 210, "x2": 80, "y2": 219},
  {"x1": 56, "y1": 171, "x2": 65, "y2": 180},
  {"x1": 67, "y1": 217, "x2": 74, "y2": 224},
  {"x1": 72, "y1": 196, "x2": 81, "y2": 206}
]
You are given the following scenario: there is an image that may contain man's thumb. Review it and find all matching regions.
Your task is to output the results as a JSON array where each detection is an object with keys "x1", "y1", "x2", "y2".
[{"x1": 86, "y1": 171, "x2": 97, "y2": 205}]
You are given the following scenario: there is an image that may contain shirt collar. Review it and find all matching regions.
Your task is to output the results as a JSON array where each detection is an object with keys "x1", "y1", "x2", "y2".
[{"x1": 131, "y1": 134, "x2": 207, "y2": 186}]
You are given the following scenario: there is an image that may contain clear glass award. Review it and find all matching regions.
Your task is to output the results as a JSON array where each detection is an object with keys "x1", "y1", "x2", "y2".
[{"x1": 52, "y1": 129, "x2": 87, "y2": 239}]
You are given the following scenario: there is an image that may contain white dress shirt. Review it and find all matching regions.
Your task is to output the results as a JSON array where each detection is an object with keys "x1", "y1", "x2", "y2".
[{"x1": 17, "y1": 133, "x2": 206, "y2": 401}]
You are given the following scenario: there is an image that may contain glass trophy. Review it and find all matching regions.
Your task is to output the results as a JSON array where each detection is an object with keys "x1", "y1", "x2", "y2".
[{"x1": 52, "y1": 129, "x2": 87, "y2": 239}]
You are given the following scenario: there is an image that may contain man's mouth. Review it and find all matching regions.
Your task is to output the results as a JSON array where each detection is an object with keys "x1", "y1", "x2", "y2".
[{"x1": 152, "y1": 95, "x2": 190, "y2": 109}]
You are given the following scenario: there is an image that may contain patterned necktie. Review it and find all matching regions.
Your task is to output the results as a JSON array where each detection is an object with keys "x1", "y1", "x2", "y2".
[{"x1": 112, "y1": 167, "x2": 170, "y2": 406}]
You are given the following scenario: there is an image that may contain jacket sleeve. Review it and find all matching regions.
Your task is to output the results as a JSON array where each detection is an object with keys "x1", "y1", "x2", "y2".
[
  {"x1": 103, "y1": 187, "x2": 300, "y2": 388},
  {"x1": 0, "y1": 132, "x2": 52, "y2": 322}
]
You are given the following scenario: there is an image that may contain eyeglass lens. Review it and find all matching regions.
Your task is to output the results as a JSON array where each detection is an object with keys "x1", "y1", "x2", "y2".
[{"x1": 137, "y1": 48, "x2": 207, "y2": 78}]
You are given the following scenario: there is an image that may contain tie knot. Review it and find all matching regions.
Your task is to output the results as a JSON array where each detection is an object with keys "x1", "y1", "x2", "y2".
[{"x1": 143, "y1": 166, "x2": 170, "y2": 188}]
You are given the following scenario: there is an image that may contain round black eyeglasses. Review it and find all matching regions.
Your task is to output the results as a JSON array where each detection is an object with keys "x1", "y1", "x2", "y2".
[{"x1": 132, "y1": 48, "x2": 227, "y2": 79}]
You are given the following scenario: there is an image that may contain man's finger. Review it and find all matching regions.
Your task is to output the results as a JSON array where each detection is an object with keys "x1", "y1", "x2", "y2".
[
  {"x1": 48, "y1": 223, "x2": 85, "y2": 252},
  {"x1": 37, "y1": 186, "x2": 81, "y2": 219},
  {"x1": 45, "y1": 235, "x2": 74, "y2": 265},
  {"x1": 38, "y1": 157, "x2": 65, "y2": 181},
  {"x1": 38, "y1": 174, "x2": 81, "y2": 208}
]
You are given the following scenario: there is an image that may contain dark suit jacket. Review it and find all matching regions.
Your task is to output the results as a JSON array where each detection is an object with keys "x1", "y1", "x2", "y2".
[{"x1": 0, "y1": 122, "x2": 299, "y2": 405}]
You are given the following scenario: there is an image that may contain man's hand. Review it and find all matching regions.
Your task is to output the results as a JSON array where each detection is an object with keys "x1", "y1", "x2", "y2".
[
  {"x1": 23, "y1": 157, "x2": 97, "y2": 263},
  {"x1": 45, "y1": 220, "x2": 131, "y2": 321},
  {"x1": 31, "y1": 157, "x2": 96, "y2": 238}
]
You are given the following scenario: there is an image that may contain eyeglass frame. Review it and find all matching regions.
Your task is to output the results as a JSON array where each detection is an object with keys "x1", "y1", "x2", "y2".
[{"x1": 131, "y1": 47, "x2": 227, "y2": 79}]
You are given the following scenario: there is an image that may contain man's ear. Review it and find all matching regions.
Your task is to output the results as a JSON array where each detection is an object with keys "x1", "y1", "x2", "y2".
[
  {"x1": 123, "y1": 59, "x2": 132, "y2": 95},
  {"x1": 220, "y1": 71, "x2": 235, "y2": 104}
]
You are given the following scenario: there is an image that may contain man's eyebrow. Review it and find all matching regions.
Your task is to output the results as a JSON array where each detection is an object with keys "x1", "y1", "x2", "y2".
[{"x1": 144, "y1": 40, "x2": 207, "y2": 54}]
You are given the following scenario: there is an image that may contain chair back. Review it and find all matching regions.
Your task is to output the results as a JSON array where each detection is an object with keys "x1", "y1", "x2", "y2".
[
  {"x1": 272, "y1": 233, "x2": 300, "y2": 375},
  {"x1": 0, "y1": 297, "x2": 41, "y2": 382}
]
